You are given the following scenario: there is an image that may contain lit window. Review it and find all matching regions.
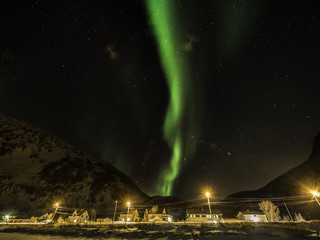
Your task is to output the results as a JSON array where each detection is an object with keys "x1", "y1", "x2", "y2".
[{"x1": 250, "y1": 216, "x2": 259, "y2": 222}]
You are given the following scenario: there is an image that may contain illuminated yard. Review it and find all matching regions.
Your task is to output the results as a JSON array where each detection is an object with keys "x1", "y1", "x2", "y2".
[{"x1": 1, "y1": 222, "x2": 320, "y2": 239}]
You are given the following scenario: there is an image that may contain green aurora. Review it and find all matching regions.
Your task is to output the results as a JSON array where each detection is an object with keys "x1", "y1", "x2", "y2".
[{"x1": 145, "y1": 0, "x2": 199, "y2": 196}]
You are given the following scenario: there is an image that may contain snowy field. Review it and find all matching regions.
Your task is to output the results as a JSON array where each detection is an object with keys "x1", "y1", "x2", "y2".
[{"x1": 1, "y1": 222, "x2": 320, "y2": 239}]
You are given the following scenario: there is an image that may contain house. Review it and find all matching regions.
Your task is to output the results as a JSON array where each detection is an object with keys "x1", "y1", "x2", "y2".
[
  {"x1": 186, "y1": 208, "x2": 223, "y2": 223},
  {"x1": 119, "y1": 209, "x2": 140, "y2": 222},
  {"x1": 68, "y1": 209, "x2": 90, "y2": 223},
  {"x1": 236, "y1": 211, "x2": 268, "y2": 222},
  {"x1": 38, "y1": 213, "x2": 53, "y2": 222},
  {"x1": 147, "y1": 208, "x2": 173, "y2": 222},
  {"x1": 29, "y1": 216, "x2": 38, "y2": 223}
]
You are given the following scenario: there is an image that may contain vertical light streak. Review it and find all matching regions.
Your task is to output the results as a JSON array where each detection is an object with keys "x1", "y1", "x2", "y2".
[{"x1": 145, "y1": 0, "x2": 193, "y2": 195}]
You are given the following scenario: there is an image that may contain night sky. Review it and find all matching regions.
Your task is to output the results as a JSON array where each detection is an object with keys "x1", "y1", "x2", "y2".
[{"x1": 1, "y1": 0, "x2": 320, "y2": 200}]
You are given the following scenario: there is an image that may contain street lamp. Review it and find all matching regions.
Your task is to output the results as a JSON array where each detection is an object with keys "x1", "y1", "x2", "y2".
[
  {"x1": 5, "y1": 215, "x2": 9, "y2": 224},
  {"x1": 312, "y1": 191, "x2": 320, "y2": 206},
  {"x1": 112, "y1": 200, "x2": 118, "y2": 224},
  {"x1": 205, "y1": 192, "x2": 212, "y2": 222},
  {"x1": 52, "y1": 203, "x2": 59, "y2": 221},
  {"x1": 126, "y1": 202, "x2": 131, "y2": 224}
]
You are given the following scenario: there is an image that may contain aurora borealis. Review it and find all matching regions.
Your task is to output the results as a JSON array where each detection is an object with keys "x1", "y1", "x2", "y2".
[
  {"x1": 145, "y1": 0, "x2": 198, "y2": 196},
  {"x1": 1, "y1": 0, "x2": 320, "y2": 199}
]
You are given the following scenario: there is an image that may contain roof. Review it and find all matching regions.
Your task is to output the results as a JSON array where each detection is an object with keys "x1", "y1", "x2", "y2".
[
  {"x1": 148, "y1": 213, "x2": 173, "y2": 217},
  {"x1": 187, "y1": 209, "x2": 222, "y2": 215},
  {"x1": 238, "y1": 211, "x2": 265, "y2": 215},
  {"x1": 73, "y1": 209, "x2": 88, "y2": 216},
  {"x1": 150, "y1": 216, "x2": 164, "y2": 221}
]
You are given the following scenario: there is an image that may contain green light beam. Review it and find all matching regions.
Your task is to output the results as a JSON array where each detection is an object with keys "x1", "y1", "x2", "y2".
[{"x1": 145, "y1": 0, "x2": 195, "y2": 196}]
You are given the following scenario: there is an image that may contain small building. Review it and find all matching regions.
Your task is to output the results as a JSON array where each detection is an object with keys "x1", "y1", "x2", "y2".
[
  {"x1": 147, "y1": 209, "x2": 173, "y2": 222},
  {"x1": 29, "y1": 216, "x2": 38, "y2": 223},
  {"x1": 186, "y1": 208, "x2": 223, "y2": 223},
  {"x1": 119, "y1": 209, "x2": 140, "y2": 222},
  {"x1": 38, "y1": 213, "x2": 53, "y2": 222},
  {"x1": 68, "y1": 209, "x2": 90, "y2": 223},
  {"x1": 236, "y1": 211, "x2": 268, "y2": 222}
]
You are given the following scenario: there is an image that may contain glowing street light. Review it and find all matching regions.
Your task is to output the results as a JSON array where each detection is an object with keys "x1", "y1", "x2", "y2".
[
  {"x1": 205, "y1": 192, "x2": 212, "y2": 222},
  {"x1": 312, "y1": 191, "x2": 320, "y2": 206},
  {"x1": 52, "y1": 203, "x2": 59, "y2": 221},
  {"x1": 126, "y1": 202, "x2": 131, "y2": 224},
  {"x1": 5, "y1": 215, "x2": 9, "y2": 224}
]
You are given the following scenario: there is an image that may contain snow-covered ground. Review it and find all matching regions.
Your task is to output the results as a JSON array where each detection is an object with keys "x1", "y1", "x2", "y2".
[{"x1": 0, "y1": 222, "x2": 319, "y2": 239}]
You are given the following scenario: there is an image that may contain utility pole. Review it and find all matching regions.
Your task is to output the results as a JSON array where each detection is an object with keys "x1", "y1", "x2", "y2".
[
  {"x1": 52, "y1": 203, "x2": 59, "y2": 222},
  {"x1": 283, "y1": 202, "x2": 293, "y2": 221},
  {"x1": 314, "y1": 195, "x2": 320, "y2": 206},
  {"x1": 206, "y1": 192, "x2": 212, "y2": 222},
  {"x1": 112, "y1": 200, "x2": 118, "y2": 224},
  {"x1": 126, "y1": 202, "x2": 131, "y2": 225}
]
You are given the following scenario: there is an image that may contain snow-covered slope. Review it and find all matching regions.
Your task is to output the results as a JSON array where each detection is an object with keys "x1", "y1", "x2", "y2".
[{"x1": 0, "y1": 113, "x2": 148, "y2": 216}]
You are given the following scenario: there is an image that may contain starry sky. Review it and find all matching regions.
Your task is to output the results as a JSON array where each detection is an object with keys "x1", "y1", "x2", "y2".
[{"x1": 1, "y1": 0, "x2": 320, "y2": 199}]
